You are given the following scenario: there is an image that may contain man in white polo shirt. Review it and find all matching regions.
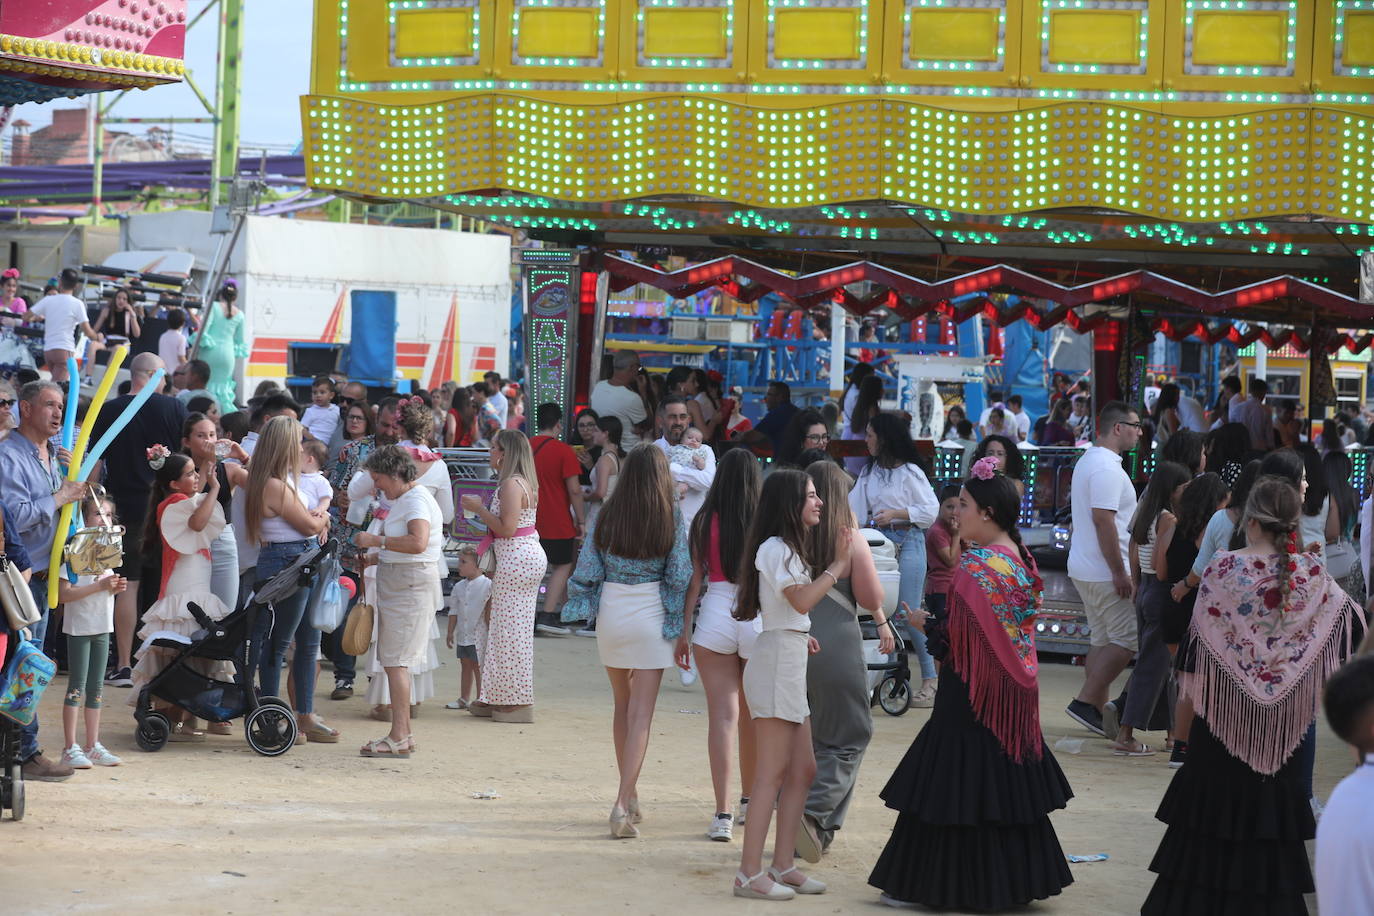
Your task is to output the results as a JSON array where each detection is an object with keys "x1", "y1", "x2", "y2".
[{"x1": 1066, "y1": 400, "x2": 1142, "y2": 739}]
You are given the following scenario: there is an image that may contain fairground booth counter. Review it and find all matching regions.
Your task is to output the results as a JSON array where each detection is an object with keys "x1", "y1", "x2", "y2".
[{"x1": 301, "y1": 0, "x2": 1374, "y2": 653}]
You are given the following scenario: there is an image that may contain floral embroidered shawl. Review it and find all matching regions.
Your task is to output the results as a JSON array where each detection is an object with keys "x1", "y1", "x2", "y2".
[
  {"x1": 1187, "y1": 550, "x2": 1365, "y2": 775},
  {"x1": 945, "y1": 545, "x2": 1043, "y2": 763}
]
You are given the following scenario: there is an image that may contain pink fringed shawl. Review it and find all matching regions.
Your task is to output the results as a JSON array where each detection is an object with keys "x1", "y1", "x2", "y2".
[
  {"x1": 945, "y1": 546, "x2": 1044, "y2": 764},
  {"x1": 1186, "y1": 550, "x2": 1366, "y2": 775}
]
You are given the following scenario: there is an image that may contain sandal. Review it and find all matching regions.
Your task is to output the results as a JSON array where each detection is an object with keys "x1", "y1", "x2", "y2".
[
  {"x1": 405, "y1": 734, "x2": 418, "y2": 753},
  {"x1": 359, "y1": 736, "x2": 410, "y2": 758},
  {"x1": 768, "y1": 866, "x2": 827, "y2": 895},
  {"x1": 732, "y1": 870, "x2": 794, "y2": 901},
  {"x1": 369, "y1": 705, "x2": 392, "y2": 722},
  {"x1": 302, "y1": 720, "x2": 340, "y2": 744},
  {"x1": 1112, "y1": 741, "x2": 1156, "y2": 757},
  {"x1": 206, "y1": 721, "x2": 233, "y2": 736},
  {"x1": 168, "y1": 721, "x2": 206, "y2": 742}
]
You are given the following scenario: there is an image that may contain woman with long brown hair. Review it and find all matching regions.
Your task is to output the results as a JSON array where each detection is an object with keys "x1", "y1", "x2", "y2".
[
  {"x1": 460, "y1": 429, "x2": 546, "y2": 723},
  {"x1": 799, "y1": 460, "x2": 890, "y2": 858},
  {"x1": 676, "y1": 448, "x2": 763, "y2": 841},
  {"x1": 564, "y1": 444, "x2": 691, "y2": 839}
]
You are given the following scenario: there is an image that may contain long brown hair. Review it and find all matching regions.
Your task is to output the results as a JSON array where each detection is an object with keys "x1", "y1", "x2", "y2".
[
  {"x1": 734, "y1": 469, "x2": 815, "y2": 621},
  {"x1": 689, "y1": 448, "x2": 761, "y2": 583},
  {"x1": 1243, "y1": 475, "x2": 1302, "y2": 608},
  {"x1": 594, "y1": 444, "x2": 677, "y2": 559},
  {"x1": 806, "y1": 460, "x2": 856, "y2": 578},
  {"x1": 245, "y1": 415, "x2": 304, "y2": 546}
]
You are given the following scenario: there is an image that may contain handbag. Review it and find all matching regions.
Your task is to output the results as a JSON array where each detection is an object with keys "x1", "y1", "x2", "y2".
[
  {"x1": 340, "y1": 577, "x2": 375, "y2": 656},
  {"x1": 1326, "y1": 539, "x2": 1358, "y2": 580},
  {"x1": 64, "y1": 497, "x2": 125, "y2": 577},
  {"x1": 307, "y1": 552, "x2": 346, "y2": 633},
  {"x1": 478, "y1": 543, "x2": 496, "y2": 575},
  {"x1": 0, "y1": 555, "x2": 40, "y2": 630},
  {"x1": 0, "y1": 638, "x2": 55, "y2": 726}
]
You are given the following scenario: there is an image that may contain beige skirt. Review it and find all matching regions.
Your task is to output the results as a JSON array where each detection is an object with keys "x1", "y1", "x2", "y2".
[
  {"x1": 375, "y1": 560, "x2": 442, "y2": 668},
  {"x1": 743, "y1": 628, "x2": 810, "y2": 723}
]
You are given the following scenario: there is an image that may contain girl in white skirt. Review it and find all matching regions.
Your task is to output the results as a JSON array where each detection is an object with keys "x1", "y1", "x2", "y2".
[
  {"x1": 563, "y1": 445, "x2": 692, "y2": 839},
  {"x1": 677, "y1": 448, "x2": 763, "y2": 842},
  {"x1": 731, "y1": 468, "x2": 852, "y2": 900}
]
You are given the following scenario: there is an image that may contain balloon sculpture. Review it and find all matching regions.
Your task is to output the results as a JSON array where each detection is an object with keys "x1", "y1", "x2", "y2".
[{"x1": 46, "y1": 347, "x2": 166, "y2": 608}]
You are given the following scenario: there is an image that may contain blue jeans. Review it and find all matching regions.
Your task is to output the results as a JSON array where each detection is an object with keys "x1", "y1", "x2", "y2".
[
  {"x1": 881, "y1": 526, "x2": 936, "y2": 680},
  {"x1": 249, "y1": 540, "x2": 316, "y2": 713},
  {"x1": 20, "y1": 575, "x2": 51, "y2": 761}
]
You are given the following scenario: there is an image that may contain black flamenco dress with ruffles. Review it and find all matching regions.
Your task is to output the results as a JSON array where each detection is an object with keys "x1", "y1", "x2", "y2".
[{"x1": 868, "y1": 546, "x2": 1074, "y2": 911}]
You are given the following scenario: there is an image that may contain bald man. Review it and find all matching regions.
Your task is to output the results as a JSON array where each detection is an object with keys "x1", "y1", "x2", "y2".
[{"x1": 90, "y1": 352, "x2": 189, "y2": 685}]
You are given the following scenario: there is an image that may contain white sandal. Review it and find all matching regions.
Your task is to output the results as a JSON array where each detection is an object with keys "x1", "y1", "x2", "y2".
[
  {"x1": 733, "y1": 870, "x2": 795, "y2": 900},
  {"x1": 768, "y1": 865, "x2": 827, "y2": 895}
]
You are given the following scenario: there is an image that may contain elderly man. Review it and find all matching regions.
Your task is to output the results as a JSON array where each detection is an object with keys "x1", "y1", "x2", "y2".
[
  {"x1": 0, "y1": 381, "x2": 90, "y2": 781},
  {"x1": 90, "y1": 352, "x2": 188, "y2": 687},
  {"x1": 654, "y1": 395, "x2": 716, "y2": 527},
  {"x1": 591, "y1": 350, "x2": 651, "y2": 452}
]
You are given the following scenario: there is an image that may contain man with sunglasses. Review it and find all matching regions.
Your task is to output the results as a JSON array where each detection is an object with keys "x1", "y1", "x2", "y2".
[
  {"x1": 1066, "y1": 400, "x2": 1142, "y2": 742},
  {"x1": 326, "y1": 381, "x2": 370, "y2": 470}
]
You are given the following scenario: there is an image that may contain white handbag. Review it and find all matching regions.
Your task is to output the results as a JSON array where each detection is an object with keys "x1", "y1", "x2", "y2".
[
  {"x1": 1325, "y1": 539, "x2": 1357, "y2": 580},
  {"x1": 0, "y1": 556, "x2": 41, "y2": 630}
]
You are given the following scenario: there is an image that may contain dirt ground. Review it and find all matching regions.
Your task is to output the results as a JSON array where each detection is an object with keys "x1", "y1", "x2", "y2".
[{"x1": 7, "y1": 636, "x2": 1347, "y2": 915}]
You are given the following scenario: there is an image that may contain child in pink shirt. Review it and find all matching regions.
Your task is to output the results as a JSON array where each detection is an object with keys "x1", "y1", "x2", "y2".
[{"x1": 923, "y1": 485, "x2": 963, "y2": 622}]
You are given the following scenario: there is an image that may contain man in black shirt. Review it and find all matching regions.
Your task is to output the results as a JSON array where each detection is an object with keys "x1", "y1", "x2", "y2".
[{"x1": 91, "y1": 352, "x2": 188, "y2": 685}]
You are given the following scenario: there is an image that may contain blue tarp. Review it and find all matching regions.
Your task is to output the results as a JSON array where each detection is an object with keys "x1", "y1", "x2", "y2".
[
  {"x1": 1002, "y1": 307, "x2": 1049, "y2": 422},
  {"x1": 348, "y1": 290, "x2": 397, "y2": 382}
]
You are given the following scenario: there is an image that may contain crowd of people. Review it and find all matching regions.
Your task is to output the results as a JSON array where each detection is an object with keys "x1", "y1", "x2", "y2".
[{"x1": 5, "y1": 292, "x2": 1374, "y2": 911}]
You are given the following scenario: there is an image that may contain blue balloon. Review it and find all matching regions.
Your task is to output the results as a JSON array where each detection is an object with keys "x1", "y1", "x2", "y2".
[
  {"x1": 78, "y1": 368, "x2": 167, "y2": 481},
  {"x1": 61, "y1": 357, "x2": 79, "y2": 451}
]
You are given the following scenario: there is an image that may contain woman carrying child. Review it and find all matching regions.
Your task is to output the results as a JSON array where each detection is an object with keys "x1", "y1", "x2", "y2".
[
  {"x1": 868, "y1": 457, "x2": 1074, "y2": 910},
  {"x1": 59, "y1": 492, "x2": 128, "y2": 768}
]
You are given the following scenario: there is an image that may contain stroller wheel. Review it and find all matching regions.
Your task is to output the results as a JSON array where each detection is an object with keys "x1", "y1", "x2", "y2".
[
  {"x1": 6, "y1": 762, "x2": 22, "y2": 821},
  {"x1": 136, "y1": 713, "x2": 171, "y2": 751},
  {"x1": 245, "y1": 702, "x2": 296, "y2": 757},
  {"x1": 878, "y1": 674, "x2": 911, "y2": 717}
]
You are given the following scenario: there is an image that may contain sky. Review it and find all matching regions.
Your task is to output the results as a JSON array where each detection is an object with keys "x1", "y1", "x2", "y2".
[{"x1": 14, "y1": 1, "x2": 314, "y2": 157}]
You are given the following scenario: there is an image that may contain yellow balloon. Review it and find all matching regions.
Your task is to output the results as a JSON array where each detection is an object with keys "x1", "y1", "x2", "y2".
[{"x1": 47, "y1": 347, "x2": 128, "y2": 608}]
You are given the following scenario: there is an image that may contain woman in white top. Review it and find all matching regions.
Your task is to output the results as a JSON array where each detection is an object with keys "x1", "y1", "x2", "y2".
[
  {"x1": 1298, "y1": 445, "x2": 1337, "y2": 563},
  {"x1": 848, "y1": 413, "x2": 941, "y2": 705},
  {"x1": 244, "y1": 416, "x2": 334, "y2": 742},
  {"x1": 585, "y1": 415, "x2": 625, "y2": 530},
  {"x1": 353, "y1": 445, "x2": 445, "y2": 758},
  {"x1": 730, "y1": 468, "x2": 851, "y2": 901}
]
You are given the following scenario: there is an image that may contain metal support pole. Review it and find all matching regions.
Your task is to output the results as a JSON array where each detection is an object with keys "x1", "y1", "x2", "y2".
[
  {"x1": 211, "y1": 0, "x2": 244, "y2": 207},
  {"x1": 829, "y1": 303, "x2": 846, "y2": 401}
]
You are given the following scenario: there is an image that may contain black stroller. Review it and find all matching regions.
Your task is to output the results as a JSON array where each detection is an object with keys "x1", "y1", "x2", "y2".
[
  {"x1": 132, "y1": 539, "x2": 337, "y2": 756},
  {"x1": 863, "y1": 616, "x2": 912, "y2": 716}
]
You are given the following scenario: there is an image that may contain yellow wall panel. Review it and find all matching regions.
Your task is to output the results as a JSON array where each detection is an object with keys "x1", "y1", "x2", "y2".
[
  {"x1": 395, "y1": 10, "x2": 476, "y2": 59},
  {"x1": 643, "y1": 10, "x2": 729, "y2": 58},
  {"x1": 909, "y1": 10, "x2": 1001, "y2": 62},
  {"x1": 519, "y1": 10, "x2": 601, "y2": 57},
  {"x1": 774, "y1": 10, "x2": 861, "y2": 59},
  {"x1": 1346, "y1": 12, "x2": 1374, "y2": 66},
  {"x1": 1191, "y1": 12, "x2": 1287, "y2": 67},
  {"x1": 1048, "y1": 11, "x2": 1142, "y2": 66}
]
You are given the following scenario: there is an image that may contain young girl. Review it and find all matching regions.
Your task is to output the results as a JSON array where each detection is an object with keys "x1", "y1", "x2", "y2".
[
  {"x1": 731, "y1": 469, "x2": 849, "y2": 900},
  {"x1": 584, "y1": 415, "x2": 624, "y2": 532},
  {"x1": 924, "y1": 485, "x2": 963, "y2": 621},
  {"x1": 445, "y1": 547, "x2": 491, "y2": 710},
  {"x1": 129, "y1": 450, "x2": 233, "y2": 740},
  {"x1": 1113, "y1": 461, "x2": 1192, "y2": 756},
  {"x1": 59, "y1": 495, "x2": 128, "y2": 768},
  {"x1": 869, "y1": 457, "x2": 1073, "y2": 910}
]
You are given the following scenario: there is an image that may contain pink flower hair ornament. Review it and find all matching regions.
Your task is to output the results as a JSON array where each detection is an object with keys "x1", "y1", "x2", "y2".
[
  {"x1": 970, "y1": 455, "x2": 1001, "y2": 481},
  {"x1": 146, "y1": 444, "x2": 171, "y2": 470}
]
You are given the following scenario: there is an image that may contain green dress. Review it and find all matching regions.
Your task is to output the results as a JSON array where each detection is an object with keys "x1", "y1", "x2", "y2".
[{"x1": 196, "y1": 304, "x2": 248, "y2": 410}]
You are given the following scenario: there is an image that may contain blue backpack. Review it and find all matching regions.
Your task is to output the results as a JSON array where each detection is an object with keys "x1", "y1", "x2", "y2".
[{"x1": 0, "y1": 639, "x2": 56, "y2": 727}]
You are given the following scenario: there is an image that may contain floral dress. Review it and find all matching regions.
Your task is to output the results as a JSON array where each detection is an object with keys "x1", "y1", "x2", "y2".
[{"x1": 479, "y1": 478, "x2": 547, "y2": 707}]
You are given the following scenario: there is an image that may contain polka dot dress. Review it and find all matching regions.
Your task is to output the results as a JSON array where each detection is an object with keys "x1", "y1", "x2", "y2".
[{"x1": 479, "y1": 478, "x2": 547, "y2": 707}]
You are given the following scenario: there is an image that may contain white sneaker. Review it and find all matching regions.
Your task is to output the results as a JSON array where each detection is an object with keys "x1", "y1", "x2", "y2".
[
  {"x1": 444, "y1": 698, "x2": 469, "y2": 710},
  {"x1": 707, "y1": 812, "x2": 734, "y2": 841},
  {"x1": 61, "y1": 745, "x2": 92, "y2": 769},
  {"x1": 85, "y1": 742, "x2": 122, "y2": 767},
  {"x1": 680, "y1": 665, "x2": 698, "y2": 687}
]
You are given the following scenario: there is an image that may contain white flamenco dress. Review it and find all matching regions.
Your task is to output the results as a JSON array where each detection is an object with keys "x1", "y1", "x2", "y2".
[
  {"x1": 129, "y1": 494, "x2": 233, "y2": 702},
  {"x1": 350, "y1": 452, "x2": 455, "y2": 708}
]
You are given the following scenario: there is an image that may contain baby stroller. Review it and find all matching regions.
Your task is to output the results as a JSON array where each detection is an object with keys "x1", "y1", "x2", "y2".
[
  {"x1": 863, "y1": 617, "x2": 912, "y2": 716},
  {"x1": 132, "y1": 539, "x2": 337, "y2": 756}
]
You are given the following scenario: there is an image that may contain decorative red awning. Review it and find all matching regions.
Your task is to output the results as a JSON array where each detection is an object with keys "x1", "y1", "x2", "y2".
[
  {"x1": 597, "y1": 255, "x2": 1374, "y2": 331},
  {"x1": 1150, "y1": 318, "x2": 1373, "y2": 356}
]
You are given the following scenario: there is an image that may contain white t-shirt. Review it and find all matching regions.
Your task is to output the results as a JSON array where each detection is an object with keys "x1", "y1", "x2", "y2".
[
  {"x1": 1010, "y1": 409, "x2": 1031, "y2": 441},
  {"x1": 1067, "y1": 445, "x2": 1136, "y2": 582},
  {"x1": 158, "y1": 329, "x2": 187, "y2": 374},
  {"x1": 487, "y1": 387, "x2": 509, "y2": 427},
  {"x1": 302, "y1": 403, "x2": 341, "y2": 445},
  {"x1": 62, "y1": 571, "x2": 115, "y2": 636},
  {"x1": 299, "y1": 471, "x2": 334, "y2": 511},
  {"x1": 1177, "y1": 396, "x2": 1208, "y2": 433},
  {"x1": 447, "y1": 575, "x2": 492, "y2": 647},
  {"x1": 381, "y1": 484, "x2": 443, "y2": 564},
  {"x1": 30, "y1": 293, "x2": 88, "y2": 352},
  {"x1": 591, "y1": 379, "x2": 647, "y2": 452},
  {"x1": 755, "y1": 536, "x2": 813, "y2": 633},
  {"x1": 1316, "y1": 756, "x2": 1374, "y2": 916}
]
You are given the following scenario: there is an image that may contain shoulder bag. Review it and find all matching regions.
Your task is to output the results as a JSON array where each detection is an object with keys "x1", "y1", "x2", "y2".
[{"x1": 340, "y1": 575, "x2": 375, "y2": 656}]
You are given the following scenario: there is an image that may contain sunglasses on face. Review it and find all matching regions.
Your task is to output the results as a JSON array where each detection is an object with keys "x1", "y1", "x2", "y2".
[{"x1": 0, "y1": 399, "x2": 12, "y2": 409}]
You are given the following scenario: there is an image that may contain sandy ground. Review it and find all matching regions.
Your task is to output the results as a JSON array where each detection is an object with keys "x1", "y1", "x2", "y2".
[{"x1": 6, "y1": 634, "x2": 1348, "y2": 915}]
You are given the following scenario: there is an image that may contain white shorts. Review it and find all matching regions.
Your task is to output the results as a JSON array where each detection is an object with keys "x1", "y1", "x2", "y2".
[{"x1": 691, "y1": 581, "x2": 762, "y2": 659}]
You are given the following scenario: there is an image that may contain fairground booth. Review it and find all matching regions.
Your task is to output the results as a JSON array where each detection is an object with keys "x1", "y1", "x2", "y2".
[{"x1": 301, "y1": 1, "x2": 1374, "y2": 652}]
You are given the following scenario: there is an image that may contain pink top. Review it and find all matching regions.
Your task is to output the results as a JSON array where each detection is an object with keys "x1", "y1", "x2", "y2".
[
  {"x1": 925, "y1": 522, "x2": 958, "y2": 595},
  {"x1": 707, "y1": 516, "x2": 728, "y2": 583}
]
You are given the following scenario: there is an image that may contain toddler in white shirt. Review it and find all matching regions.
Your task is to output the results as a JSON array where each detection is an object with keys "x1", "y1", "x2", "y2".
[
  {"x1": 301, "y1": 376, "x2": 341, "y2": 444},
  {"x1": 299, "y1": 439, "x2": 334, "y2": 516},
  {"x1": 445, "y1": 547, "x2": 492, "y2": 709}
]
